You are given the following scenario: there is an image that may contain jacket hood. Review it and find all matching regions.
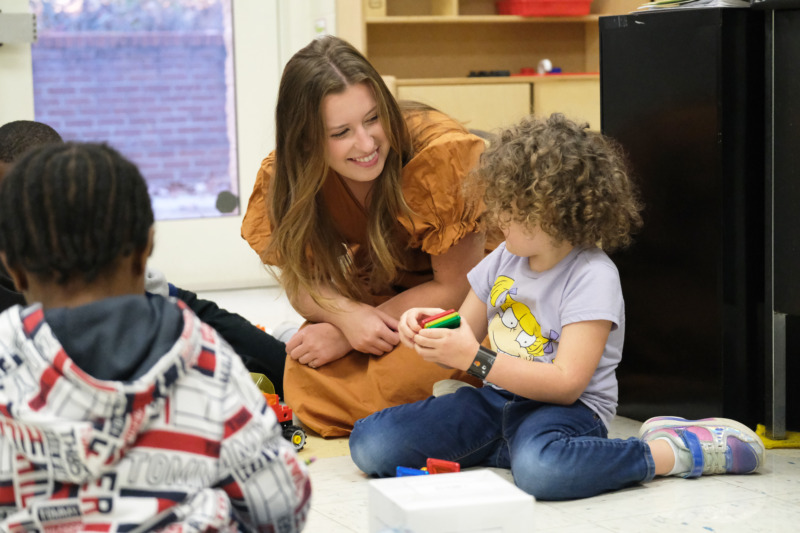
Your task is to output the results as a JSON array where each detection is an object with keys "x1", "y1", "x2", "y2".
[{"x1": 44, "y1": 294, "x2": 183, "y2": 382}]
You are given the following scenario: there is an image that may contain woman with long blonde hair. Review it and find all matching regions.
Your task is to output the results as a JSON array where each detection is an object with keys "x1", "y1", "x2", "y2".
[{"x1": 242, "y1": 36, "x2": 495, "y2": 436}]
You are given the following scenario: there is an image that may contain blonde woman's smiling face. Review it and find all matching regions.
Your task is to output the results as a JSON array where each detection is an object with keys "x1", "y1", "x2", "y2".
[{"x1": 323, "y1": 82, "x2": 389, "y2": 201}]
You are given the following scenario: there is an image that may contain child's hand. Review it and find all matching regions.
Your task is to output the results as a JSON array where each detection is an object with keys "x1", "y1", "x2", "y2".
[
  {"x1": 412, "y1": 318, "x2": 480, "y2": 371},
  {"x1": 398, "y1": 308, "x2": 446, "y2": 349}
]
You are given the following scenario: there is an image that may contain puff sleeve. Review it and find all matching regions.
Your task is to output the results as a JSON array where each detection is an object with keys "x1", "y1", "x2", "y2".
[
  {"x1": 399, "y1": 118, "x2": 486, "y2": 256},
  {"x1": 241, "y1": 153, "x2": 279, "y2": 266}
]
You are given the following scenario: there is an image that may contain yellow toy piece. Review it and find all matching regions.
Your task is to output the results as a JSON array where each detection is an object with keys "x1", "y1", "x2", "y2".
[{"x1": 250, "y1": 372, "x2": 276, "y2": 394}]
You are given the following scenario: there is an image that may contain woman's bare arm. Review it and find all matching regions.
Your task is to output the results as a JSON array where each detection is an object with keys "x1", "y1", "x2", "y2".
[{"x1": 378, "y1": 231, "x2": 486, "y2": 318}]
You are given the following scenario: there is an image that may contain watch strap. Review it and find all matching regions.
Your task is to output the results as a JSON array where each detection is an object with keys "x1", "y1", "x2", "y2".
[{"x1": 467, "y1": 345, "x2": 496, "y2": 379}]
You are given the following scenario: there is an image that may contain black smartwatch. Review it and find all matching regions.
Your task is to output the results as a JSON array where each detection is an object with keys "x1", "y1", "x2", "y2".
[{"x1": 466, "y1": 345, "x2": 496, "y2": 379}]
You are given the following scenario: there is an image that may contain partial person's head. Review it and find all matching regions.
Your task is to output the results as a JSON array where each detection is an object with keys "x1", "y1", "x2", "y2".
[
  {"x1": 275, "y1": 35, "x2": 411, "y2": 195},
  {"x1": 0, "y1": 120, "x2": 63, "y2": 181},
  {"x1": 471, "y1": 113, "x2": 643, "y2": 253},
  {"x1": 0, "y1": 142, "x2": 154, "y2": 304}
]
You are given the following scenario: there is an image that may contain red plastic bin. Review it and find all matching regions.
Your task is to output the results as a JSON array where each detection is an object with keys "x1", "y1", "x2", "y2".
[{"x1": 496, "y1": 0, "x2": 593, "y2": 16}]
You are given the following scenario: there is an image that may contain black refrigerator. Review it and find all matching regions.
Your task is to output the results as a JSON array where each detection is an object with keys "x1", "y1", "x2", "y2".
[{"x1": 599, "y1": 8, "x2": 766, "y2": 428}]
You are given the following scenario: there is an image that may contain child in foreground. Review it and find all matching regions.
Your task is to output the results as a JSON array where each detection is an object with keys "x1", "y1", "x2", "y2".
[
  {"x1": 349, "y1": 113, "x2": 765, "y2": 500},
  {"x1": 0, "y1": 142, "x2": 310, "y2": 530}
]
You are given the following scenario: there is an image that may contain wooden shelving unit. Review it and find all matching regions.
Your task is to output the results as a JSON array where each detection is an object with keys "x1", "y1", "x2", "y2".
[{"x1": 336, "y1": 0, "x2": 641, "y2": 131}]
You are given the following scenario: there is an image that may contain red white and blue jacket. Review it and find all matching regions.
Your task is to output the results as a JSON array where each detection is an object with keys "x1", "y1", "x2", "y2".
[{"x1": 0, "y1": 295, "x2": 310, "y2": 532}]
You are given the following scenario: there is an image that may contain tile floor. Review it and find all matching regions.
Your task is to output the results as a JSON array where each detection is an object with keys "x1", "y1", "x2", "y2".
[{"x1": 199, "y1": 286, "x2": 800, "y2": 533}]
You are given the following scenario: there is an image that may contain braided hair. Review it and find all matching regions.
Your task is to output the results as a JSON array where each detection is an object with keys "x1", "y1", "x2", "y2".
[
  {"x1": 0, "y1": 142, "x2": 154, "y2": 284},
  {"x1": 0, "y1": 120, "x2": 63, "y2": 164}
]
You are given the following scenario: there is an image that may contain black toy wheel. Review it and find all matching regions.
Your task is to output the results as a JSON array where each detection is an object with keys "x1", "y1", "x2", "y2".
[{"x1": 283, "y1": 425, "x2": 306, "y2": 451}]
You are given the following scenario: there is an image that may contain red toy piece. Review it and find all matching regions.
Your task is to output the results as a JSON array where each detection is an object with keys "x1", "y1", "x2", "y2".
[
  {"x1": 426, "y1": 458, "x2": 461, "y2": 474},
  {"x1": 424, "y1": 312, "x2": 461, "y2": 329},
  {"x1": 420, "y1": 309, "x2": 456, "y2": 327}
]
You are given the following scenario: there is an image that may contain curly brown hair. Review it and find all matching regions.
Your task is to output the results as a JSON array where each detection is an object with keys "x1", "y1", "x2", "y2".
[{"x1": 469, "y1": 113, "x2": 643, "y2": 252}]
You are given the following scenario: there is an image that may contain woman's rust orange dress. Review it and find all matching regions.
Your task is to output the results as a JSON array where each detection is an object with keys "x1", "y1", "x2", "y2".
[{"x1": 241, "y1": 110, "x2": 490, "y2": 436}]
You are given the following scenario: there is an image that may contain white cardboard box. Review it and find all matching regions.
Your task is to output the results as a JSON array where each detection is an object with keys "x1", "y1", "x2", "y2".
[{"x1": 368, "y1": 469, "x2": 535, "y2": 533}]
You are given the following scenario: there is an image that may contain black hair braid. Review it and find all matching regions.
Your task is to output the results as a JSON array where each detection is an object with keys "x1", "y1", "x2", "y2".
[{"x1": 0, "y1": 142, "x2": 154, "y2": 284}]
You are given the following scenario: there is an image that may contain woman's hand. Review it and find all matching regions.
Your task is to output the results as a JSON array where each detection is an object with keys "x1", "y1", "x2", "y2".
[
  {"x1": 410, "y1": 317, "x2": 480, "y2": 371},
  {"x1": 285, "y1": 323, "x2": 352, "y2": 368},
  {"x1": 289, "y1": 284, "x2": 398, "y2": 356},
  {"x1": 336, "y1": 304, "x2": 400, "y2": 355}
]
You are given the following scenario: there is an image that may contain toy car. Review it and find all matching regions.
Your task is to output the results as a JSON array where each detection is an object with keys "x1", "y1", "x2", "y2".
[
  {"x1": 264, "y1": 393, "x2": 307, "y2": 451},
  {"x1": 251, "y1": 372, "x2": 307, "y2": 451}
]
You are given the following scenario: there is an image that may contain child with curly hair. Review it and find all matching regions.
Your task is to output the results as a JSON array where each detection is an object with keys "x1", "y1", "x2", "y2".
[{"x1": 349, "y1": 113, "x2": 765, "y2": 500}]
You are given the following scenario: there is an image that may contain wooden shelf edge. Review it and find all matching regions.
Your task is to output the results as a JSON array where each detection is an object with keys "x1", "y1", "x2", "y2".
[
  {"x1": 366, "y1": 15, "x2": 602, "y2": 24},
  {"x1": 396, "y1": 74, "x2": 600, "y2": 86}
]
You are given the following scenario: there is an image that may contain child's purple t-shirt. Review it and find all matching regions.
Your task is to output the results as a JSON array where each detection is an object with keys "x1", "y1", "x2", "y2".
[{"x1": 467, "y1": 242, "x2": 625, "y2": 428}]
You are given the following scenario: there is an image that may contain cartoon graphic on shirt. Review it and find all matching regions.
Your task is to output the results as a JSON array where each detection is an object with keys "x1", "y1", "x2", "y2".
[{"x1": 488, "y1": 276, "x2": 558, "y2": 361}]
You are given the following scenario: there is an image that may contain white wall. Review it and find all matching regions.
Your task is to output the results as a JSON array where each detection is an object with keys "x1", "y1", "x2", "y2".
[
  {"x1": 0, "y1": 0, "x2": 35, "y2": 124},
  {"x1": 277, "y1": 0, "x2": 337, "y2": 68}
]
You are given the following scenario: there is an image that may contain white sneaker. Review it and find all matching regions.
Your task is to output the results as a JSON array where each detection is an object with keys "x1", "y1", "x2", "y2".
[
  {"x1": 272, "y1": 321, "x2": 300, "y2": 343},
  {"x1": 433, "y1": 379, "x2": 476, "y2": 397},
  {"x1": 639, "y1": 416, "x2": 765, "y2": 477}
]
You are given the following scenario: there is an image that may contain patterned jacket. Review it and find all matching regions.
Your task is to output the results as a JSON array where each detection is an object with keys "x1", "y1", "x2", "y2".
[{"x1": 0, "y1": 297, "x2": 310, "y2": 532}]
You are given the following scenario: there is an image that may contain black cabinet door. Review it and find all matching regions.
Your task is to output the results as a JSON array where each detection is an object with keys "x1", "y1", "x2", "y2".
[
  {"x1": 600, "y1": 8, "x2": 765, "y2": 427},
  {"x1": 766, "y1": 8, "x2": 800, "y2": 431}
]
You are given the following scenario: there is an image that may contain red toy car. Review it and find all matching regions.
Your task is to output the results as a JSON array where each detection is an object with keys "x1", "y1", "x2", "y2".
[
  {"x1": 264, "y1": 393, "x2": 307, "y2": 451},
  {"x1": 250, "y1": 372, "x2": 307, "y2": 451}
]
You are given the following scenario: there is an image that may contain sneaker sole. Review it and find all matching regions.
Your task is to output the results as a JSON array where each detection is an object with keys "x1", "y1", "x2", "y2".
[{"x1": 638, "y1": 416, "x2": 761, "y2": 444}]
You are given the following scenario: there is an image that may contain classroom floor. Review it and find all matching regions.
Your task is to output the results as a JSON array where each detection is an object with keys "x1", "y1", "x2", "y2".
[{"x1": 199, "y1": 286, "x2": 800, "y2": 533}]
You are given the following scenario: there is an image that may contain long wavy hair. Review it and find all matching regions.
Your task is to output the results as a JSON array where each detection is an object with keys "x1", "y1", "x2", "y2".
[
  {"x1": 267, "y1": 36, "x2": 414, "y2": 306},
  {"x1": 468, "y1": 113, "x2": 643, "y2": 252}
]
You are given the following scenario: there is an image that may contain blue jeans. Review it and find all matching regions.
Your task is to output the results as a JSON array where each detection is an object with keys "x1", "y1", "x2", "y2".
[{"x1": 349, "y1": 386, "x2": 656, "y2": 501}]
